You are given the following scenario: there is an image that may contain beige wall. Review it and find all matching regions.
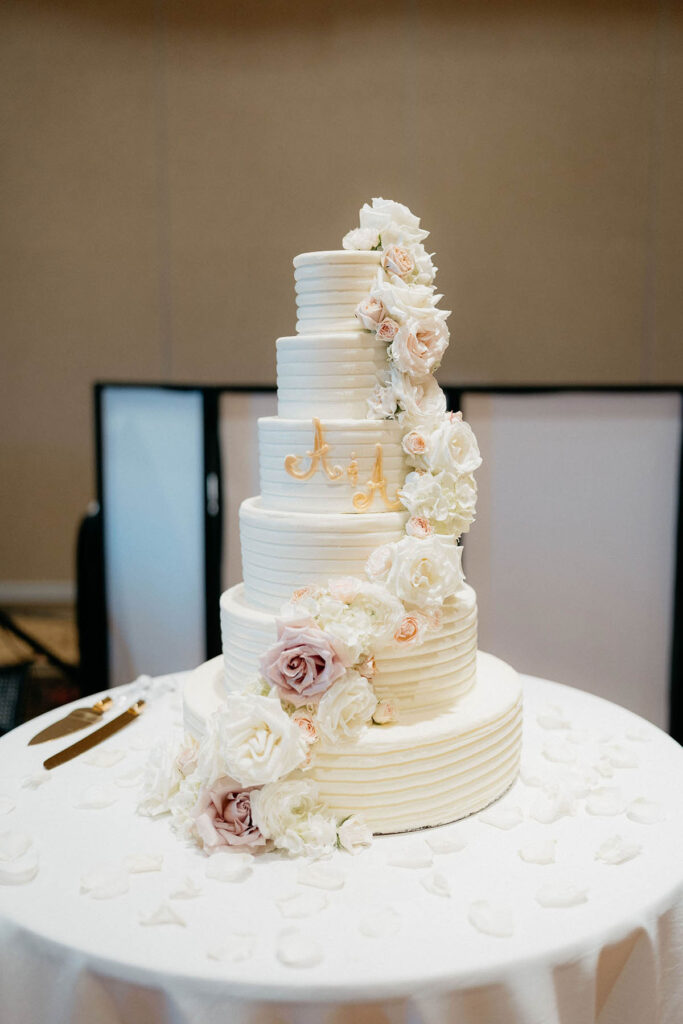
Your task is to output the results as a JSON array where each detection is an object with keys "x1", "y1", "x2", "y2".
[{"x1": 1, "y1": 0, "x2": 682, "y2": 587}]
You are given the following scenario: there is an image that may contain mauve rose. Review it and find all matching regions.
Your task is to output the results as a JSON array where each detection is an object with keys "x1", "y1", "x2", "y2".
[
  {"x1": 355, "y1": 296, "x2": 385, "y2": 331},
  {"x1": 382, "y1": 245, "x2": 415, "y2": 278},
  {"x1": 193, "y1": 776, "x2": 265, "y2": 851},
  {"x1": 376, "y1": 317, "x2": 400, "y2": 342},
  {"x1": 260, "y1": 619, "x2": 345, "y2": 706}
]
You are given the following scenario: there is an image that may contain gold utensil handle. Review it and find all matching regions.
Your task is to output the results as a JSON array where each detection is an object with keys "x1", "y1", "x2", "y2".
[{"x1": 92, "y1": 696, "x2": 114, "y2": 714}]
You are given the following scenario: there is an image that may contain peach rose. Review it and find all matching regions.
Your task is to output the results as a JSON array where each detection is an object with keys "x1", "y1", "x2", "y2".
[
  {"x1": 382, "y1": 245, "x2": 415, "y2": 279},
  {"x1": 402, "y1": 429, "x2": 428, "y2": 459},
  {"x1": 355, "y1": 296, "x2": 385, "y2": 331},
  {"x1": 358, "y1": 655, "x2": 377, "y2": 680},
  {"x1": 293, "y1": 712, "x2": 319, "y2": 744},
  {"x1": 373, "y1": 700, "x2": 398, "y2": 725},
  {"x1": 394, "y1": 615, "x2": 420, "y2": 645},
  {"x1": 376, "y1": 317, "x2": 400, "y2": 342},
  {"x1": 406, "y1": 516, "x2": 433, "y2": 539}
]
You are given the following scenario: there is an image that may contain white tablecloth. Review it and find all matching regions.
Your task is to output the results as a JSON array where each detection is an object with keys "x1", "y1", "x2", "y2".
[{"x1": 0, "y1": 669, "x2": 682, "y2": 1024}]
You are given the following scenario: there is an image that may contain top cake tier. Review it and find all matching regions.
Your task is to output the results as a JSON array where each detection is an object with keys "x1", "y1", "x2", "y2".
[{"x1": 294, "y1": 250, "x2": 380, "y2": 334}]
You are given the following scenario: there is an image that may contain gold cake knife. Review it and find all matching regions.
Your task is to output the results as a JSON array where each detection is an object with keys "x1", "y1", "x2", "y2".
[
  {"x1": 43, "y1": 701, "x2": 145, "y2": 770},
  {"x1": 28, "y1": 696, "x2": 114, "y2": 745}
]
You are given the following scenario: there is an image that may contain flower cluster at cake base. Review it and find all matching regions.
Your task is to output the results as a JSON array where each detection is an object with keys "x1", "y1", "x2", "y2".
[{"x1": 345, "y1": 197, "x2": 482, "y2": 540}]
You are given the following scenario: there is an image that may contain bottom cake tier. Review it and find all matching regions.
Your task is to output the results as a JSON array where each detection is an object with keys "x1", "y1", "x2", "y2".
[{"x1": 183, "y1": 650, "x2": 522, "y2": 835}]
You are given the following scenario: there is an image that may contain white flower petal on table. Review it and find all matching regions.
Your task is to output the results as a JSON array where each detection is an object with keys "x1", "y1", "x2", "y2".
[
  {"x1": 0, "y1": 796, "x2": 15, "y2": 815},
  {"x1": 519, "y1": 764, "x2": 545, "y2": 788},
  {"x1": 601, "y1": 744, "x2": 639, "y2": 770},
  {"x1": 124, "y1": 853, "x2": 163, "y2": 874},
  {"x1": 479, "y1": 805, "x2": 523, "y2": 830},
  {"x1": 519, "y1": 839, "x2": 557, "y2": 865},
  {"x1": 207, "y1": 932, "x2": 256, "y2": 963},
  {"x1": 468, "y1": 900, "x2": 514, "y2": 937},
  {"x1": 420, "y1": 871, "x2": 451, "y2": 898},
  {"x1": 627, "y1": 798, "x2": 664, "y2": 825},
  {"x1": 21, "y1": 771, "x2": 51, "y2": 790},
  {"x1": 542, "y1": 740, "x2": 577, "y2": 765},
  {"x1": 426, "y1": 833, "x2": 467, "y2": 855},
  {"x1": 594, "y1": 758, "x2": 615, "y2": 779},
  {"x1": 139, "y1": 903, "x2": 186, "y2": 927},
  {"x1": 387, "y1": 843, "x2": 433, "y2": 869},
  {"x1": 277, "y1": 891, "x2": 329, "y2": 919},
  {"x1": 625, "y1": 727, "x2": 652, "y2": 743},
  {"x1": 537, "y1": 705, "x2": 571, "y2": 731},
  {"x1": 204, "y1": 851, "x2": 253, "y2": 883},
  {"x1": 0, "y1": 850, "x2": 39, "y2": 885},
  {"x1": 359, "y1": 905, "x2": 402, "y2": 938},
  {"x1": 170, "y1": 876, "x2": 202, "y2": 900},
  {"x1": 80, "y1": 867, "x2": 129, "y2": 900},
  {"x1": 586, "y1": 787, "x2": 625, "y2": 817},
  {"x1": 83, "y1": 748, "x2": 126, "y2": 769},
  {"x1": 73, "y1": 785, "x2": 118, "y2": 810},
  {"x1": 536, "y1": 881, "x2": 588, "y2": 908},
  {"x1": 530, "y1": 785, "x2": 576, "y2": 825},
  {"x1": 595, "y1": 836, "x2": 642, "y2": 865},
  {"x1": 276, "y1": 928, "x2": 324, "y2": 968},
  {"x1": 0, "y1": 830, "x2": 32, "y2": 861},
  {"x1": 297, "y1": 862, "x2": 345, "y2": 891}
]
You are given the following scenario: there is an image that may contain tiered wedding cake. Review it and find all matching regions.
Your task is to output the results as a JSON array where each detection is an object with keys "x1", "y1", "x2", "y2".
[{"x1": 143, "y1": 199, "x2": 522, "y2": 856}]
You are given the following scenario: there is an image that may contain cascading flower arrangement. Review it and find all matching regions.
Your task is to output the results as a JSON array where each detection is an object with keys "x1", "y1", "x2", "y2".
[{"x1": 138, "y1": 199, "x2": 482, "y2": 860}]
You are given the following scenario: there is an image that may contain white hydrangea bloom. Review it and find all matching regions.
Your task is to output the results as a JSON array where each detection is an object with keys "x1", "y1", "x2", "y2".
[{"x1": 251, "y1": 779, "x2": 337, "y2": 857}]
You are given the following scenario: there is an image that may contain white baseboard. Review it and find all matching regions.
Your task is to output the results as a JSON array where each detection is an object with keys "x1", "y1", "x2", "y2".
[{"x1": 0, "y1": 580, "x2": 76, "y2": 605}]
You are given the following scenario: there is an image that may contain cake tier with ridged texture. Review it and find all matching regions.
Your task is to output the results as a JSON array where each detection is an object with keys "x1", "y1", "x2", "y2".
[
  {"x1": 276, "y1": 333, "x2": 388, "y2": 419},
  {"x1": 294, "y1": 250, "x2": 381, "y2": 334},
  {"x1": 183, "y1": 650, "x2": 521, "y2": 834},
  {"x1": 220, "y1": 583, "x2": 478, "y2": 720},
  {"x1": 240, "y1": 497, "x2": 407, "y2": 612},
  {"x1": 259, "y1": 417, "x2": 406, "y2": 514}
]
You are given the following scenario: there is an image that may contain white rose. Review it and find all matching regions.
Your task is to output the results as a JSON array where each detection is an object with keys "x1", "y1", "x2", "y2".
[
  {"x1": 251, "y1": 779, "x2": 337, "y2": 857},
  {"x1": 355, "y1": 296, "x2": 385, "y2": 331},
  {"x1": 365, "y1": 543, "x2": 395, "y2": 583},
  {"x1": 138, "y1": 737, "x2": 183, "y2": 817},
  {"x1": 409, "y1": 242, "x2": 437, "y2": 286},
  {"x1": 373, "y1": 275, "x2": 445, "y2": 324},
  {"x1": 359, "y1": 197, "x2": 428, "y2": 246},
  {"x1": 202, "y1": 694, "x2": 308, "y2": 788},
  {"x1": 367, "y1": 381, "x2": 398, "y2": 420},
  {"x1": 391, "y1": 368, "x2": 447, "y2": 424},
  {"x1": 316, "y1": 670, "x2": 378, "y2": 743},
  {"x1": 449, "y1": 472, "x2": 478, "y2": 536},
  {"x1": 399, "y1": 471, "x2": 454, "y2": 525},
  {"x1": 372, "y1": 699, "x2": 398, "y2": 724},
  {"x1": 337, "y1": 815, "x2": 373, "y2": 854},
  {"x1": 384, "y1": 535, "x2": 464, "y2": 610},
  {"x1": 351, "y1": 582, "x2": 404, "y2": 647},
  {"x1": 327, "y1": 576, "x2": 362, "y2": 603},
  {"x1": 428, "y1": 417, "x2": 482, "y2": 475},
  {"x1": 342, "y1": 226, "x2": 380, "y2": 251}
]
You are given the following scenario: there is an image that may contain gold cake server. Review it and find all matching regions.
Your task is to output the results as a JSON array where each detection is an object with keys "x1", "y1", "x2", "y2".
[
  {"x1": 43, "y1": 701, "x2": 146, "y2": 770},
  {"x1": 28, "y1": 696, "x2": 114, "y2": 745}
]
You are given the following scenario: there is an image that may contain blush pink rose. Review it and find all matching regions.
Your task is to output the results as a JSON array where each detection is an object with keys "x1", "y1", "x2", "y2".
[
  {"x1": 328, "y1": 576, "x2": 361, "y2": 603},
  {"x1": 382, "y1": 245, "x2": 415, "y2": 278},
  {"x1": 376, "y1": 317, "x2": 400, "y2": 342},
  {"x1": 193, "y1": 776, "x2": 265, "y2": 851},
  {"x1": 260, "y1": 619, "x2": 345, "y2": 706},
  {"x1": 355, "y1": 296, "x2": 385, "y2": 331}
]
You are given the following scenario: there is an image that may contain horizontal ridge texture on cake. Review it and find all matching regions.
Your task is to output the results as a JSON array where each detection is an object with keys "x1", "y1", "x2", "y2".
[
  {"x1": 239, "y1": 496, "x2": 407, "y2": 611},
  {"x1": 294, "y1": 250, "x2": 380, "y2": 334},
  {"x1": 277, "y1": 333, "x2": 388, "y2": 418},
  {"x1": 258, "y1": 416, "x2": 406, "y2": 513},
  {"x1": 182, "y1": 651, "x2": 521, "y2": 834},
  {"x1": 220, "y1": 582, "x2": 478, "y2": 719}
]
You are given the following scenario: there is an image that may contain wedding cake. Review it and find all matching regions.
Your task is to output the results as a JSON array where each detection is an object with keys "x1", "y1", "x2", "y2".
[{"x1": 142, "y1": 199, "x2": 522, "y2": 856}]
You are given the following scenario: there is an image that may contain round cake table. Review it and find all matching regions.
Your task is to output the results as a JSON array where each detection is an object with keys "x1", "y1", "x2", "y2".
[{"x1": 0, "y1": 666, "x2": 681, "y2": 1024}]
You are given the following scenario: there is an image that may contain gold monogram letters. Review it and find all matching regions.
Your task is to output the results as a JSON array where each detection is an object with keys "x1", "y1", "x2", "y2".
[{"x1": 284, "y1": 421, "x2": 402, "y2": 512}]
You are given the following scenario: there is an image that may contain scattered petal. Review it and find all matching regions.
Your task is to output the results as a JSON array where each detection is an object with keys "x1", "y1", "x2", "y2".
[
  {"x1": 537, "y1": 706, "x2": 571, "y2": 730},
  {"x1": 542, "y1": 740, "x2": 577, "y2": 765},
  {"x1": 595, "y1": 758, "x2": 615, "y2": 779},
  {"x1": 359, "y1": 905, "x2": 401, "y2": 938},
  {"x1": 83, "y1": 748, "x2": 126, "y2": 769},
  {"x1": 426, "y1": 833, "x2": 467, "y2": 855},
  {"x1": 80, "y1": 868, "x2": 129, "y2": 900},
  {"x1": 22, "y1": 772, "x2": 50, "y2": 790},
  {"x1": 124, "y1": 853, "x2": 163, "y2": 874},
  {"x1": 297, "y1": 862, "x2": 345, "y2": 891},
  {"x1": 479, "y1": 805, "x2": 523, "y2": 830},
  {"x1": 276, "y1": 928, "x2": 323, "y2": 968},
  {"x1": 207, "y1": 932, "x2": 255, "y2": 962},
  {"x1": 74, "y1": 785, "x2": 118, "y2": 810},
  {"x1": 519, "y1": 765, "x2": 544, "y2": 788},
  {"x1": 627, "y1": 798, "x2": 664, "y2": 825},
  {"x1": 170, "y1": 876, "x2": 202, "y2": 900},
  {"x1": 387, "y1": 844, "x2": 433, "y2": 869},
  {"x1": 530, "y1": 786, "x2": 576, "y2": 825},
  {"x1": 586, "y1": 787, "x2": 625, "y2": 817},
  {"x1": 536, "y1": 881, "x2": 588, "y2": 908},
  {"x1": 519, "y1": 839, "x2": 556, "y2": 865},
  {"x1": 595, "y1": 836, "x2": 642, "y2": 865},
  {"x1": 421, "y1": 871, "x2": 451, "y2": 898},
  {"x1": 277, "y1": 891, "x2": 329, "y2": 919},
  {"x1": 0, "y1": 850, "x2": 39, "y2": 884},
  {"x1": 205, "y1": 852, "x2": 253, "y2": 883},
  {"x1": 0, "y1": 796, "x2": 15, "y2": 815},
  {"x1": 602, "y1": 745, "x2": 638, "y2": 769},
  {"x1": 140, "y1": 903, "x2": 186, "y2": 927},
  {"x1": 469, "y1": 900, "x2": 514, "y2": 937},
  {"x1": 0, "y1": 830, "x2": 31, "y2": 861},
  {"x1": 625, "y1": 727, "x2": 651, "y2": 743}
]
